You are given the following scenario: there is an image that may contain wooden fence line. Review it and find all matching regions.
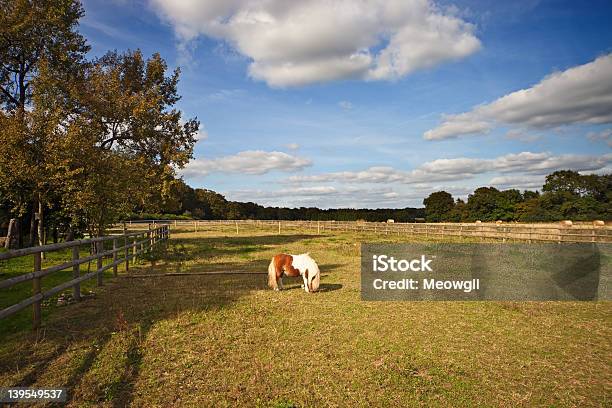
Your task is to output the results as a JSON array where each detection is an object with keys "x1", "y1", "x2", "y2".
[
  {"x1": 0, "y1": 225, "x2": 170, "y2": 329},
  {"x1": 125, "y1": 219, "x2": 612, "y2": 243}
]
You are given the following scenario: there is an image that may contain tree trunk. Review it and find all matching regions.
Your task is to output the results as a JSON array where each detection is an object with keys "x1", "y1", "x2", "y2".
[
  {"x1": 4, "y1": 218, "x2": 20, "y2": 249},
  {"x1": 38, "y1": 201, "x2": 44, "y2": 246},
  {"x1": 28, "y1": 203, "x2": 37, "y2": 247},
  {"x1": 66, "y1": 226, "x2": 74, "y2": 242},
  {"x1": 37, "y1": 200, "x2": 45, "y2": 259}
]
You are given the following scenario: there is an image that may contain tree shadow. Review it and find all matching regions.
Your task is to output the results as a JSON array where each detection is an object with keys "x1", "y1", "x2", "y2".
[{"x1": 0, "y1": 233, "x2": 342, "y2": 406}]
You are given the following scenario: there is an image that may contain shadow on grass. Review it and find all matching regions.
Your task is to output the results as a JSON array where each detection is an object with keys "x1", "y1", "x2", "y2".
[
  {"x1": 0, "y1": 233, "x2": 342, "y2": 406},
  {"x1": 280, "y1": 283, "x2": 343, "y2": 292}
]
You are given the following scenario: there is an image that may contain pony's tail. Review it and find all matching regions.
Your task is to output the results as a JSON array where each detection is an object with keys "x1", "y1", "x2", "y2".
[{"x1": 267, "y1": 258, "x2": 278, "y2": 290}]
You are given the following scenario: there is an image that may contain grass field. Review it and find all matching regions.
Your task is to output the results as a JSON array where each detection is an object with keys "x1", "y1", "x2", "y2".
[{"x1": 0, "y1": 224, "x2": 610, "y2": 407}]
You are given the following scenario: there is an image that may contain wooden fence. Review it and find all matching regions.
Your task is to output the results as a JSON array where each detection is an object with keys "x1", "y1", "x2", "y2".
[
  {"x1": 0, "y1": 225, "x2": 169, "y2": 329},
  {"x1": 127, "y1": 219, "x2": 612, "y2": 243}
]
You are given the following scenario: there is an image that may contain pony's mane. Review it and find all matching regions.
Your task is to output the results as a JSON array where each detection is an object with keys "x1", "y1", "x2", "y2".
[{"x1": 291, "y1": 253, "x2": 319, "y2": 274}]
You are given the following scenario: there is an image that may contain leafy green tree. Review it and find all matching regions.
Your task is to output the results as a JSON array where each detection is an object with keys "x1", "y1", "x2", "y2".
[
  {"x1": 0, "y1": 0, "x2": 88, "y2": 245},
  {"x1": 423, "y1": 191, "x2": 455, "y2": 222},
  {"x1": 447, "y1": 199, "x2": 467, "y2": 222},
  {"x1": 465, "y1": 187, "x2": 500, "y2": 221},
  {"x1": 0, "y1": 0, "x2": 88, "y2": 112},
  {"x1": 543, "y1": 170, "x2": 588, "y2": 196}
]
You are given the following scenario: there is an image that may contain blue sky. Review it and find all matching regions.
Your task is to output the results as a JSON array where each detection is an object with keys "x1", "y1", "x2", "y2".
[{"x1": 80, "y1": 0, "x2": 612, "y2": 208}]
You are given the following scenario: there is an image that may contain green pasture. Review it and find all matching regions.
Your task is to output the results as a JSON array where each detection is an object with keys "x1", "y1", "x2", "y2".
[{"x1": 0, "y1": 224, "x2": 610, "y2": 407}]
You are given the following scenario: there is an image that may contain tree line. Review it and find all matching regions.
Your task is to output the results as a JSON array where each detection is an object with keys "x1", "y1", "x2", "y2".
[
  {"x1": 128, "y1": 179, "x2": 424, "y2": 222},
  {"x1": 423, "y1": 170, "x2": 611, "y2": 222}
]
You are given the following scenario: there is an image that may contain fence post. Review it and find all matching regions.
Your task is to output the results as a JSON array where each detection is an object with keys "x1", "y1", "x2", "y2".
[
  {"x1": 96, "y1": 241, "x2": 103, "y2": 286},
  {"x1": 33, "y1": 250, "x2": 42, "y2": 330},
  {"x1": 124, "y1": 227, "x2": 129, "y2": 272},
  {"x1": 194, "y1": 220, "x2": 198, "y2": 233},
  {"x1": 278, "y1": 221, "x2": 281, "y2": 235},
  {"x1": 112, "y1": 238, "x2": 118, "y2": 276},
  {"x1": 236, "y1": 220, "x2": 239, "y2": 235},
  {"x1": 133, "y1": 235, "x2": 138, "y2": 264},
  {"x1": 72, "y1": 245, "x2": 81, "y2": 301},
  {"x1": 317, "y1": 221, "x2": 320, "y2": 234}
]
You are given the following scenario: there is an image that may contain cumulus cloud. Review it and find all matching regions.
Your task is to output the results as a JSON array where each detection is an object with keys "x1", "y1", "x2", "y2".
[
  {"x1": 424, "y1": 53, "x2": 612, "y2": 140},
  {"x1": 150, "y1": 0, "x2": 481, "y2": 87},
  {"x1": 226, "y1": 185, "x2": 422, "y2": 208},
  {"x1": 287, "y1": 152, "x2": 612, "y2": 184},
  {"x1": 181, "y1": 150, "x2": 312, "y2": 177}
]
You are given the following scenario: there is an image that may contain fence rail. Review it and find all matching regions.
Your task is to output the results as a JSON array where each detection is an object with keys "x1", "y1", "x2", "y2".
[
  {"x1": 0, "y1": 225, "x2": 170, "y2": 329},
  {"x1": 125, "y1": 219, "x2": 612, "y2": 243}
]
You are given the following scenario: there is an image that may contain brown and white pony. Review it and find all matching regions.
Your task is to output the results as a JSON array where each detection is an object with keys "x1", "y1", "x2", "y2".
[{"x1": 268, "y1": 253, "x2": 320, "y2": 292}]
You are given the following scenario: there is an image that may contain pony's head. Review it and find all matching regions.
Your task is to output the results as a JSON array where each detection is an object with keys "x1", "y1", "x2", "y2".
[{"x1": 301, "y1": 253, "x2": 320, "y2": 292}]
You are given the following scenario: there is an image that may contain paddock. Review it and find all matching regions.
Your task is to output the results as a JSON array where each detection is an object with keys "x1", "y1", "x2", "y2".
[{"x1": 0, "y1": 224, "x2": 610, "y2": 406}]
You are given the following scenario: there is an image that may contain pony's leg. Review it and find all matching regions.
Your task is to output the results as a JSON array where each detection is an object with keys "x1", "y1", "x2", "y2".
[
  {"x1": 303, "y1": 275, "x2": 309, "y2": 292},
  {"x1": 278, "y1": 277, "x2": 284, "y2": 290}
]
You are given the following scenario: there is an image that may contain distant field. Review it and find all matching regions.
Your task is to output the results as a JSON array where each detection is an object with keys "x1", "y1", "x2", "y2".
[{"x1": 0, "y1": 224, "x2": 610, "y2": 407}]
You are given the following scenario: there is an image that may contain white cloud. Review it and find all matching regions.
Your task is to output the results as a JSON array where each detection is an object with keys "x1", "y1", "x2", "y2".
[
  {"x1": 489, "y1": 175, "x2": 545, "y2": 190},
  {"x1": 181, "y1": 150, "x2": 312, "y2": 177},
  {"x1": 587, "y1": 129, "x2": 612, "y2": 147},
  {"x1": 207, "y1": 88, "x2": 245, "y2": 101},
  {"x1": 338, "y1": 100, "x2": 353, "y2": 110},
  {"x1": 424, "y1": 53, "x2": 612, "y2": 140},
  {"x1": 287, "y1": 151, "x2": 612, "y2": 184},
  {"x1": 226, "y1": 185, "x2": 421, "y2": 208},
  {"x1": 194, "y1": 128, "x2": 208, "y2": 141},
  {"x1": 423, "y1": 113, "x2": 491, "y2": 140},
  {"x1": 150, "y1": 0, "x2": 481, "y2": 87},
  {"x1": 285, "y1": 143, "x2": 300, "y2": 150}
]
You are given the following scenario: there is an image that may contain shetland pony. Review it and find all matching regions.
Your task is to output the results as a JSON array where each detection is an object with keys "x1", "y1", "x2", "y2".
[{"x1": 267, "y1": 253, "x2": 320, "y2": 292}]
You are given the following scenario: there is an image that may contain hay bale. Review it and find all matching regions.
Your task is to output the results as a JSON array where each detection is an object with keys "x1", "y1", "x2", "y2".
[
  {"x1": 386, "y1": 219, "x2": 395, "y2": 223},
  {"x1": 560, "y1": 220, "x2": 573, "y2": 227},
  {"x1": 593, "y1": 220, "x2": 605, "y2": 226},
  {"x1": 475, "y1": 220, "x2": 482, "y2": 224},
  {"x1": 495, "y1": 220, "x2": 503, "y2": 225}
]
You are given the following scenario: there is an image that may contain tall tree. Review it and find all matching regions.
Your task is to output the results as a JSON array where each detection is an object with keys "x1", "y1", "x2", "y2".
[
  {"x1": 43, "y1": 50, "x2": 200, "y2": 235},
  {"x1": 423, "y1": 191, "x2": 455, "y2": 222},
  {"x1": 0, "y1": 0, "x2": 88, "y2": 246}
]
